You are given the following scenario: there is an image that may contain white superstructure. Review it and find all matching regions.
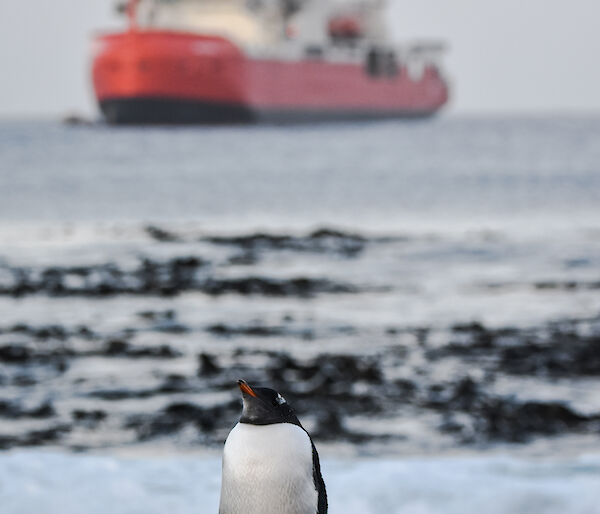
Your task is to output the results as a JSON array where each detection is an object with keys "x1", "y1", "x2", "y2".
[{"x1": 124, "y1": 0, "x2": 390, "y2": 47}]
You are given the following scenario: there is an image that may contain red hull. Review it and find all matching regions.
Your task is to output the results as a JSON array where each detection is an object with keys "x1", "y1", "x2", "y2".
[{"x1": 92, "y1": 30, "x2": 449, "y2": 124}]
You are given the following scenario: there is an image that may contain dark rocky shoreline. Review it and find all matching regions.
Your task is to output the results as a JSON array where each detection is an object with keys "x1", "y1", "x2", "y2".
[
  {"x1": 0, "y1": 227, "x2": 397, "y2": 299},
  {"x1": 0, "y1": 260, "x2": 358, "y2": 298},
  {"x1": 1, "y1": 225, "x2": 598, "y2": 453},
  {"x1": 1, "y1": 314, "x2": 598, "y2": 452}
]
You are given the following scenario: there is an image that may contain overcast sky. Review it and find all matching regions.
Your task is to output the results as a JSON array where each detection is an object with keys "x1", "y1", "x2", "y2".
[{"x1": 0, "y1": 0, "x2": 598, "y2": 117}]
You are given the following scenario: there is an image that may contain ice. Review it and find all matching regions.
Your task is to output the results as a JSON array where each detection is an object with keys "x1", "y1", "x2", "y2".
[{"x1": 0, "y1": 451, "x2": 599, "y2": 514}]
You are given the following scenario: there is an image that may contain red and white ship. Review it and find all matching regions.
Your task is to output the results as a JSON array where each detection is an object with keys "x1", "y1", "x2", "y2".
[{"x1": 92, "y1": 0, "x2": 449, "y2": 124}]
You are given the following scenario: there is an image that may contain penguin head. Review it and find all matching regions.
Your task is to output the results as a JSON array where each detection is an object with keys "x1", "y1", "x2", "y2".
[{"x1": 237, "y1": 380, "x2": 299, "y2": 426}]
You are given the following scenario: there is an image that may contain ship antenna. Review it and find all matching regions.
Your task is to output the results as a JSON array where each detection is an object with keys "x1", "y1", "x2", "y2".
[{"x1": 127, "y1": 0, "x2": 139, "y2": 31}]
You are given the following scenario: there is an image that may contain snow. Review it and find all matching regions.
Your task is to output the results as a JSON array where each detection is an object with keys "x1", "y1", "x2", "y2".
[{"x1": 0, "y1": 451, "x2": 599, "y2": 514}]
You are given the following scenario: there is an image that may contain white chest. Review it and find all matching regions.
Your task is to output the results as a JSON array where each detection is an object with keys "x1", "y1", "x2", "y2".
[{"x1": 219, "y1": 423, "x2": 318, "y2": 514}]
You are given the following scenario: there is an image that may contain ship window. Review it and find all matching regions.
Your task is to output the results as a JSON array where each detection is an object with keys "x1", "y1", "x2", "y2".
[
  {"x1": 305, "y1": 45, "x2": 323, "y2": 59},
  {"x1": 366, "y1": 49, "x2": 381, "y2": 77},
  {"x1": 385, "y1": 52, "x2": 399, "y2": 77},
  {"x1": 366, "y1": 49, "x2": 399, "y2": 78}
]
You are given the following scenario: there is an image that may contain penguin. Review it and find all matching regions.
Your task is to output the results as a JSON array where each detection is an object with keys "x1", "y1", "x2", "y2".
[{"x1": 219, "y1": 380, "x2": 327, "y2": 514}]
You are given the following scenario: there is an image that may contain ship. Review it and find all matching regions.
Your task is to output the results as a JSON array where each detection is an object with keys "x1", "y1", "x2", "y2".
[{"x1": 92, "y1": 0, "x2": 449, "y2": 124}]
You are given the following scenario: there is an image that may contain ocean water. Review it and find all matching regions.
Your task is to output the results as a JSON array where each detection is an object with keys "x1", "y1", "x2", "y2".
[
  {"x1": 0, "y1": 451, "x2": 599, "y2": 514},
  {"x1": 1, "y1": 116, "x2": 600, "y2": 511},
  {"x1": 1, "y1": 117, "x2": 599, "y2": 332},
  {"x1": 1, "y1": 117, "x2": 599, "y2": 229}
]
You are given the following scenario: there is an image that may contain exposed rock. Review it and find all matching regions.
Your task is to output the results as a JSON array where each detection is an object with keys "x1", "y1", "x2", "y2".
[
  {"x1": 198, "y1": 353, "x2": 220, "y2": 377},
  {"x1": 206, "y1": 323, "x2": 286, "y2": 337},
  {"x1": 201, "y1": 277, "x2": 357, "y2": 297},
  {"x1": 100, "y1": 339, "x2": 181, "y2": 359},
  {"x1": 0, "y1": 261, "x2": 357, "y2": 298},
  {"x1": 0, "y1": 400, "x2": 55, "y2": 419},
  {"x1": 0, "y1": 344, "x2": 33, "y2": 363},
  {"x1": 204, "y1": 227, "x2": 366, "y2": 257},
  {"x1": 145, "y1": 225, "x2": 181, "y2": 243},
  {"x1": 72, "y1": 409, "x2": 107, "y2": 426},
  {"x1": 126, "y1": 400, "x2": 239, "y2": 441}
]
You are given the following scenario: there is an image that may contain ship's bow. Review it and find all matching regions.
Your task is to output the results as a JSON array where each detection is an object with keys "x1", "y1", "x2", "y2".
[{"x1": 92, "y1": 30, "x2": 250, "y2": 124}]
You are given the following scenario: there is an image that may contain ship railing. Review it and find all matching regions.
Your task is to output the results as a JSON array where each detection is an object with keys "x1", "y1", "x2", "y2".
[{"x1": 247, "y1": 38, "x2": 446, "y2": 67}]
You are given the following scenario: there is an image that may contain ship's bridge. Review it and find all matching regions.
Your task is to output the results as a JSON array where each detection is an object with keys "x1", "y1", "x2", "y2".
[
  {"x1": 122, "y1": 0, "x2": 391, "y2": 49},
  {"x1": 129, "y1": 0, "x2": 292, "y2": 46}
]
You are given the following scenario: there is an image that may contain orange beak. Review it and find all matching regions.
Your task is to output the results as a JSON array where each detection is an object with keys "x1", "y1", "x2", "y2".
[{"x1": 237, "y1": 380, "x2": 257, "y2": 398}]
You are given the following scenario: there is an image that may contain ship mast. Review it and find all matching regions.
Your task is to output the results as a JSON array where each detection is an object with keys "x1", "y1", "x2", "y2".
[{"x1": 127, "y1": 0, "x2": 139, "y2": 30}]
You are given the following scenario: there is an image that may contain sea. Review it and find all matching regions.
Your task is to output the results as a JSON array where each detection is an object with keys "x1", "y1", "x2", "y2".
[{"x1": 0, "y1": 116, "x2": 599, "y2": 513}]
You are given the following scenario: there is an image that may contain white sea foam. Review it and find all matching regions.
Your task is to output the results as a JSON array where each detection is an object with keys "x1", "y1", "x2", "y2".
[{"x1": 0, "y1": 452, "x2": 599, "y2": 514}]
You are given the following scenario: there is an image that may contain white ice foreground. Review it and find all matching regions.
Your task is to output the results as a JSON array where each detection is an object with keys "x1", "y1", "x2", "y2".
[{"x1": 0, "y1": 451, "x2": 599, "y2": 514}]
